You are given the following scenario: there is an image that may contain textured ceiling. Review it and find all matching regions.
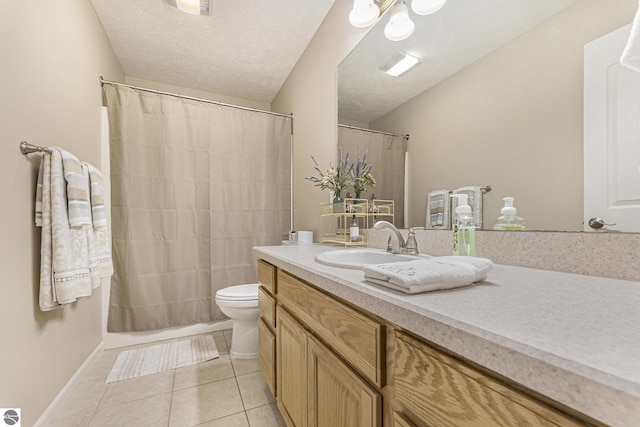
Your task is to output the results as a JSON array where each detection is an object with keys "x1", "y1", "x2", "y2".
[
  {"x1": 339, "y1": 0, "x2": 579, "y2": 123},
  {"x1": 91, "y1": 0, "x2": 336, "y2": 103}
]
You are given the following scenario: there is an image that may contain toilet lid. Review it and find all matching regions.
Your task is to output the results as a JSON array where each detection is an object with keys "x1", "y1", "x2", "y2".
[{"x1": 215, "y1": 283, "x2": 259, "y2": 301}]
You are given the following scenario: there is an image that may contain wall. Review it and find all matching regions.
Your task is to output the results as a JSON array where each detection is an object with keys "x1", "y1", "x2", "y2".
[
  {"x1": 372, "y1": 0, "x2": 636, "y2": 230},
  {"x1": 0, "y1": 1, "x2": 123, "y2": 425},
  {"x1": 272, "y1": 0, "x2": 371, "y2": 234}
]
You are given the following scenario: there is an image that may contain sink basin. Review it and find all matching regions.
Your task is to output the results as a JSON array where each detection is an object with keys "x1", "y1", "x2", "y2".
[{"x1": 314, "y1": 248, "x2": 422, "y2": 270}]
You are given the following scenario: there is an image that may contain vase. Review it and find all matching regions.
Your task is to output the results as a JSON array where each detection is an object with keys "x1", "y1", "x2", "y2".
[
  {"x1": 333, "y1": 194, "x2": 343, "y2": 213},
  {"x1": 354, "y1": 192, "x2": 362, "y2": 204}
]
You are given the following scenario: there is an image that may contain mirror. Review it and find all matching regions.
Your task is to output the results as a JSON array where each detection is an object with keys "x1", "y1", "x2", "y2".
[{"x1": 338, "y1": 0, "x2": 636, "y2": 231}]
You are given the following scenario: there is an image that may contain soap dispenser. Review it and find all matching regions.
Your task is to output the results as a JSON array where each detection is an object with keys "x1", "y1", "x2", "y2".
[
  {"x1": 494, "y1": 197, "x2": 525, "y2": 231},
  {"x1": 349, "y1": 215, "x2": 360, "y2": 242},
  {"x1": 451, "y1": 194, "x2": 475, "y2": 256}
]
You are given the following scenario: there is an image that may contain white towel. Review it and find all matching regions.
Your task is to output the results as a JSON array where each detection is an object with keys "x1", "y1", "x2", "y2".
[
  {"x1": 83, "y1": 162, "x2": 107, "y2": 227},
  {"x1": 37, "y1": 153, "x2": 59, "y2": 311},
  {"x1": 83, "y1": 162, "x2": 113, "y2": 281},
  {"x1": 621, "y1": 2, "x2": 640, "y2": 72},
  {"x1": 57, "y1": 147, "x2": 92, "y2": 227},
  {"x1": 363, "y1": 256, "x2": 492, "y2": 294}
]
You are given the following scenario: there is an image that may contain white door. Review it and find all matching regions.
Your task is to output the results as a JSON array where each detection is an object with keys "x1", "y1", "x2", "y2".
[{"x1": 584, "y1": 24, "x2": 640, "y2": 232}]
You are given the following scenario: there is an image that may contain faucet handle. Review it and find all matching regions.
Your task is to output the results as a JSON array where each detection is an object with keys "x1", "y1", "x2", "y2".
[{"x1": 404, "y1": 227, "x2": 424, "y2": 255}]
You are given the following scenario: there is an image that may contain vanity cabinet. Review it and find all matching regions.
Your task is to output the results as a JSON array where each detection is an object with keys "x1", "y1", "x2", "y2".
[
  {"x1": 388, "y1": 331, "x2": 587, "y2": 427},
  {"x1": 258, "y1": 260, "x2": 277, "y2": 397},
  {"x1": 257, "y1": 260, "x2": 592, "y2": 427}
]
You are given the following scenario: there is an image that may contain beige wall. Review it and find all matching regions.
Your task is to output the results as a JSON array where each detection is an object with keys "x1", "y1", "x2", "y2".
[
  {"x1": 372, "y1": 0, "x2": 636, "y2": 231},
  {"x1": 272, "y1": 0, "x2": 371, "y2": 235},
  {"x1": 0, "y1": 1, "x2": 123, "y2": 424}
]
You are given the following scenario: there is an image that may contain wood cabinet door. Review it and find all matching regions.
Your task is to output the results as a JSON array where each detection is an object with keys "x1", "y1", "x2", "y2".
[
  {"x1": 308, "y1": 335, "x2": 381, "y2": 427},
  {"x1": 258, "y1": 318, "x2": 276, "y2": 397},
  {"x1": 277, "y1": 306, "x2": 308, "y2": 427}
]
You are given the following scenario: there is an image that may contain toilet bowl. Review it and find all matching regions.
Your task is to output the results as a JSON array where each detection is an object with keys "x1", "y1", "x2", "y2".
[{"x1": 215, "y1": 283, "x2": 260, "y2": 359}]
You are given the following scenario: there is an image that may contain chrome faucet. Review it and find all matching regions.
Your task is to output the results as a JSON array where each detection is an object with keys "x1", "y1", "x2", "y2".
[
  {"x1": 373, "y1": 221, "x2": 406, "y2": 254},
  {"x1": 373, "y1": 221, "x2": 425, "y2": 255}
]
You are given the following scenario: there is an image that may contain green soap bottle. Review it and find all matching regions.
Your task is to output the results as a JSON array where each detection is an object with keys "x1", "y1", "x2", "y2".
[{"x1": 451, "y1": 194, "x2": 475, "y2": 256}]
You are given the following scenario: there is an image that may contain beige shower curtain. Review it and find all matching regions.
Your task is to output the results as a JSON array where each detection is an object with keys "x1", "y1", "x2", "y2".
[
  {"x1": 104, "y1": 84, "x2": 291, "y2": 332},
  {"x1": 338, "y1": 126, "x2": 407, "y2": 228}
]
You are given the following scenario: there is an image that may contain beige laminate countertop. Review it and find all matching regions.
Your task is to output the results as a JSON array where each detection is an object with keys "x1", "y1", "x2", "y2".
[{"x1": 253, "y1": 244, "x2": 640, "y2": 427}]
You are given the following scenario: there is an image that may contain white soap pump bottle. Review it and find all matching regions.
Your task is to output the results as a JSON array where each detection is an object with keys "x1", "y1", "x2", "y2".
[
  {"x1": 494, "y1": 197, "x2": 525, "y2": 231},
  {"x1": 451, "y1": 194, "x2": 475, "y2": 256}
]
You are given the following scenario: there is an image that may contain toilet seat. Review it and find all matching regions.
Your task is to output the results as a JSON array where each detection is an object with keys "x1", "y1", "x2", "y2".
[{"x1": 215, "y1": 283, "x2": 259, "y2": 301}]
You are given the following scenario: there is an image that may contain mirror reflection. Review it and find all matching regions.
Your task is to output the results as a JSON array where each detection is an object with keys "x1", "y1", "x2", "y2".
[{"x1": 338, "y1": 0, "x2": 637, "y2": 232}]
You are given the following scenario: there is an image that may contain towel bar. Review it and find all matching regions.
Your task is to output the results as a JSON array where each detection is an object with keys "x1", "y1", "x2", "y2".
[{"x1": 20, "y1": 141, "x2": 52, "y2": 155}]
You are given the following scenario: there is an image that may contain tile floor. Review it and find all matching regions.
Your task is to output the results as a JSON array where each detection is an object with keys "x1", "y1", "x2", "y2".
[{"x1": 46, "y1": 330, "x2": 287, "y2": 427}]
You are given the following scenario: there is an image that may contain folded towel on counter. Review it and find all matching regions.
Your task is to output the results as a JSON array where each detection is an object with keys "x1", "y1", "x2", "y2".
[
  {"x1": 621, "y1": 3, "x2": 640, "y2": 72},
  {"x1": 363, "y1": 256, "x2": 492, "y2": 294},
  {"x1": 58, "y1": 148, "x2": 92, "y2": 227}
]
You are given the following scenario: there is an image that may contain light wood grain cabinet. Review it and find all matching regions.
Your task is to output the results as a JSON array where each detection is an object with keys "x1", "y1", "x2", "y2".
[
  {"x1": 389, "y1": 330, "x2": 588, "y2": 427},
  {"x1": 257, "y1": 260, "x2": 593, "y2": 427},
  {"x1": 258, "y1": 260, "x2": 278, "y2": 398},
  {"x1": 277, "y1": 306, "x2": 309, "y2": 427},
  {"x1": 308, "y1": 335, "x2": 381, "y2": 427}
]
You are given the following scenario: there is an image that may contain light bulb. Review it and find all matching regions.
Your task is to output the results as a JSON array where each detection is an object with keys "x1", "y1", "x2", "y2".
[
  {"x1": 349, "y1": 0, "x2": 380, "y2": 28},
  {"x1": 384, "y1": 1, "x2": 415, "y2": 41},
  {"x1": 411, "y1": 0, "x2": 446, "y2": 15},
  {"x1": 176, "y1": 0, "x2": 200, "y2": 15}
]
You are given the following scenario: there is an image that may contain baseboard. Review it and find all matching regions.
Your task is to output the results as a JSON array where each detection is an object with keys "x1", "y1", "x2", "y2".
[
  {"x1": 103, "y1": 319, "x2": 233, "y2": 350},
  {"x1": 34, "y1": 341, "x2": 105, "y2": 427}
]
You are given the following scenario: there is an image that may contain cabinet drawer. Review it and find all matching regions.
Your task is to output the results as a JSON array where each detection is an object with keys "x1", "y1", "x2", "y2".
[
  {"x1": 392, "y1": 331, "x2": 586, "y2": 427},
  {"x1": 258, "y1": 259, "x2": 276, "y2": 293},
  {"x1": 258, "y1": 285, "x2": 276, "y2": 329},
  {"x1": 258, "y1": 318, "x2": 276, "y2": 397},
  {"x1": 277, "y1": 270, "x2": 384, "y2": 387}
]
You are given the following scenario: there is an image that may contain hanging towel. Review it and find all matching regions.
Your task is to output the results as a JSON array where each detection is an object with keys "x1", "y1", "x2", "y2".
[
  {"x1": 50, "y1": 148, "x2": 94, "y2": 303},
  {"x1": 621, "y1": 2, "x2": 640, "y2": 72},
  {"x1": 83, "y1": 163, "x2": 107, "y2": 227},
  {"x1": 83, "y1": 162, "x2": 113, "y2": 280},
  {"x1": 58, "y1": 148, "x2": 92, "y2": 227},
  {"x1": 426, "y1": 189, "x2": 451, "y2": 229},
  {"x1": 36, "y1": 153, "x2": 59, "y2": 311},
  {"x1": 363, "y1": 256, "x2": 492, "y2": 294}
]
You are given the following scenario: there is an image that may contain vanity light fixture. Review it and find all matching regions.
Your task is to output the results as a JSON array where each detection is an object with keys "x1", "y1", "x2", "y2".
[
  {"x1": 167, "y1": 0, "x2": 210, "y2": 16},
  {"x1": 411, "y1": 0, "x2": 447, "y2": 15},
  {"x1": 380, "y1": 53, "x2": 421, "y2": 77},
  {"x1": 384, "y1": 1, "x2": 415, "y2": 41},
  {"x1": 349, "y1": 0, "x2": 381, "y2": 28}
]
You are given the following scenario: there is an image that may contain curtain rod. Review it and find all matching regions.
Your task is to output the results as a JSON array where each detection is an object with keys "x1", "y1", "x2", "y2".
[
  {"x1": 338, "y1": 124, "x2": 409, "y2": 140},
  {"x1": 99, "y1": 77, "x2": 293, "y2": 119}
]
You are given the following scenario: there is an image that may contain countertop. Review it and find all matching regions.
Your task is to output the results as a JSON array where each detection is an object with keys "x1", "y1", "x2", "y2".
[{"x1": 253, "y1": 244, "x2": 640, "y2": 427}]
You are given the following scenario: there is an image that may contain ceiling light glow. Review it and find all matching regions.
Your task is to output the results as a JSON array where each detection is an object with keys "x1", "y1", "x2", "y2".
[{"x1": 381, "y1": 53, "x2": 421, "y2": 77}]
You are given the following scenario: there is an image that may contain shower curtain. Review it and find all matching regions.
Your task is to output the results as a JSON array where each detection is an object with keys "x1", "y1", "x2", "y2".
[
  {"x1": 338, "y1": 126, "x2": 407, "y2": 228},
  {"x1": 103, "y1": 84, "x2": 291, "y2": 332}
]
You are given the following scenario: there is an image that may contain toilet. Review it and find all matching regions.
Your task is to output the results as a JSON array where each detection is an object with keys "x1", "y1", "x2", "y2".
[{"x1": 215, "y1": 283, "x2": 260, "y2": 359}]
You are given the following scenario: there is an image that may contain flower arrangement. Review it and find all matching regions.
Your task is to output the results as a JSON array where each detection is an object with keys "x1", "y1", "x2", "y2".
[
  {"x1": 306, "y1": 147, "x2": 352, "y2": 199},
  {"x1": 351, "y1": 150, "x2": 376, "y2": 198},
  {"x1": 306, "y1": 148, "x2": 376, "y2": 202}
]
